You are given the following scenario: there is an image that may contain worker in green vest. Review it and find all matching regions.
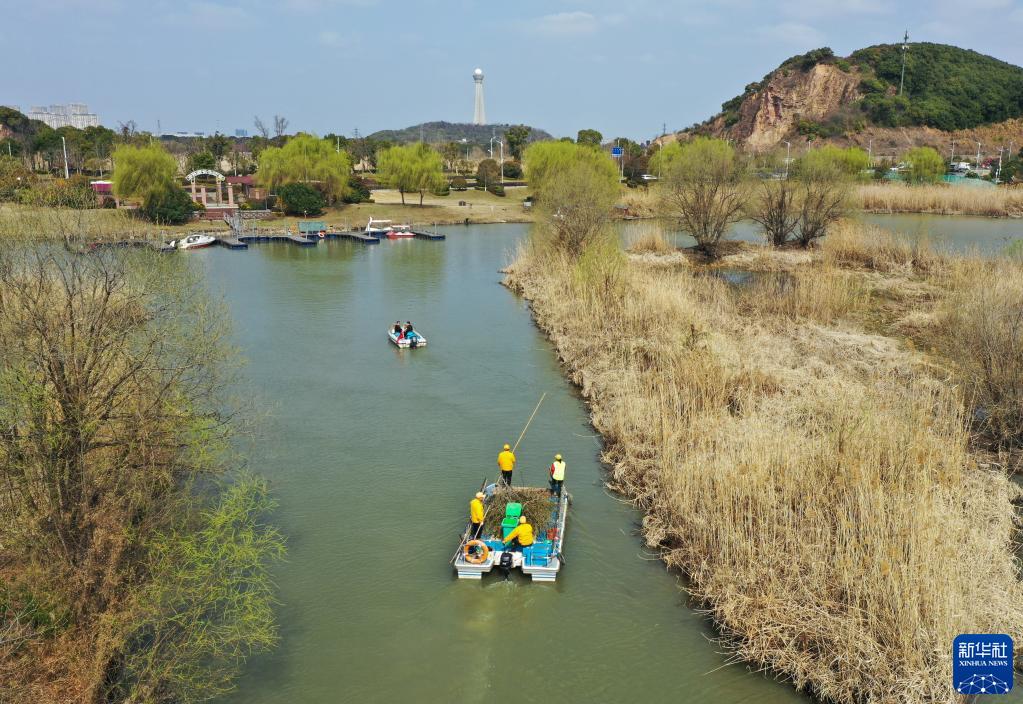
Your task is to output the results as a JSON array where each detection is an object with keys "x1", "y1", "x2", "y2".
[
  {"x1": 503, "y1": 515, "x2": 534, "y2": 552},
  {"x1": 549, "y1": 453, "x2": 566, "y2": 497}
]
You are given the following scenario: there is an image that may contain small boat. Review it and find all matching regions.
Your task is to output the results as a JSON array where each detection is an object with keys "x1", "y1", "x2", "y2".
[
  {"x1": 385, "y1": 224, "x2": 414, "y2": 239},
  {"x1": 365, "y1": 218, "x2": 393, "y2": 236},
  {"x1": 453, "y1": 483, "x2": 568, "y2": 582},
  {"x1": 171, "y1": 234, "x2": 216, "y2": 250},
  {"x1": 388, "y1": 327, "x2": 427, "y2": 348}
]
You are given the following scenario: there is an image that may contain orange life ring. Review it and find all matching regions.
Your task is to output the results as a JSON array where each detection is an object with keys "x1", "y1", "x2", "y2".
[{"x1": 463, "y1": 539, "x2": 490, "y2": 564}]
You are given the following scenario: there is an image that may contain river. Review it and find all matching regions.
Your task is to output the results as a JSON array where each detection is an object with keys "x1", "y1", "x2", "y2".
[
  {"x1": 631, "y1": 213, "x2": 1023, "y2": 255},
  {"x1": 199, "y1": 216, "x2": 1022, "y2": 703},
  {"x1": 198, "y1": 225, "x2": 808, "y2": 703}
]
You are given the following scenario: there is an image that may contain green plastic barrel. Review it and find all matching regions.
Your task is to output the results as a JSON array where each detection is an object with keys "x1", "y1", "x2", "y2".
[{"x1": 504, "y1": 502, "x2": 522, "y2": 519}]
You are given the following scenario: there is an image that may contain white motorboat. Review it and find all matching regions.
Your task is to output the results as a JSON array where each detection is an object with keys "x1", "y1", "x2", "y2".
[
  {"x1": 388, "y1": 327, "x2": 427, "y2": 348},
  {"x1": 171, "y1": 234, "x2": 216, "y2": 250}
]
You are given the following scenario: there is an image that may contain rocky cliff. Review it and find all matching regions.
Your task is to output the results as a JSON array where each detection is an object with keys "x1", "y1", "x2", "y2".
[{"x1": 710, "y1": 64, "x2": 862, "y2": 151}]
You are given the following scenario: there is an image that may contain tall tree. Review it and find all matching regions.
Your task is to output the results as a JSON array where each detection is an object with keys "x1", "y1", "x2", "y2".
[
  {"x1": 253, "y1": 116, "x2": 270, "y2": 139},
  {"x1": 505, "y1": 125, "x2": 531, "y2": 160},
  {"x1": 256, "y1": 133, "x2": 352, "y2": 203},
  {"x1": 576, "y1": 129, "x2": 603, "y2": 148},
  {"x1": 376, "y1": 143, "x2": 445, "y2": 206},
  {"x1": 273, "y1": 115, "x2": 289, "y2": 140},
  {"x1": 111, "y1": 143, "x2": 178, "y2": 201},
  {"x1": 658, "y1": 137, "x2": 746, "y2": 256}
]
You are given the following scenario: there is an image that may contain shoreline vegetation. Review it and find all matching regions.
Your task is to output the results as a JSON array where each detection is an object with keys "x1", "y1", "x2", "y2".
[
  {"x1": 0, "y1": 229, "x2": 284, "y2": 701},
  {"x1": 507, "y1": 221, "x2": 1023, "y2": 702},
  {"x1": 513, "y1": 138, "x2": 1023, "y2": 702}
]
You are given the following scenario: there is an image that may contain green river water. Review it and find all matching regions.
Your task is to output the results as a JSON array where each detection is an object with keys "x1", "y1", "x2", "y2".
[{"x1": 197, "y1": 218, "x2": 1020, "y2": 703}]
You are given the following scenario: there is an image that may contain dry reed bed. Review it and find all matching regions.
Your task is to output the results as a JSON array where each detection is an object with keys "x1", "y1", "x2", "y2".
[
  {"x1": 505, "y1": 230, "x2": 1023, "y2": 703},
  {"x1": 856, "y1": 183, "x2": 1023, "y2": 218}
]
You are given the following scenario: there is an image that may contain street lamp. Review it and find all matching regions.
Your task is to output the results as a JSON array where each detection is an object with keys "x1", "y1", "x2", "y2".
[
  {"x1": 996, "y1": 147, "x2": 1005, "y2": 184},
  {"x1": 976, "y1": 141, "x2": 982, "y2": 171},
  {"x1": 61, "y1": 135, "x2": 69, "y2": 179},
  {"x1": 950, "y1": 139, "x2": 956, "y2": 167},
  {"x1": 867, "y1": 138, "x2": 873, "y2": 167},
  {"x1": 783, "y1": 141, "x2": 791, "y2": 179}
]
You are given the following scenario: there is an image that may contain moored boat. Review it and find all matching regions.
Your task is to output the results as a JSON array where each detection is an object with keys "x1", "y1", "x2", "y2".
[
  {"x1": 453, "y1": 483, "x2": 568, "y2": 582},
  {"x1": 388, "y1": 327, "x2": 427, "y2": 348},
  {"x1": 385, "y1": 224, "x2": 414, "y2": 239},
  {"x1": 170, "y1": 234, "x2": 216, "y2": 250},
  {"x1": 365, "y1": 218, "x2": 393, "y2": 236}
]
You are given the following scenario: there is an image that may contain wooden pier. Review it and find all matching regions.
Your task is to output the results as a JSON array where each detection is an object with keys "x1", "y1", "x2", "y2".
[{"x1": 412, "y1": 230, "x2": 446, "y2": 241}]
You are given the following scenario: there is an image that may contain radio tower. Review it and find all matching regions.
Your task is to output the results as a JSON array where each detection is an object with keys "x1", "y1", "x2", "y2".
[
  {"x1": 899, "y1": 30, "x2": 909, "y2": 96},
  {"x1": 472, "y1": 68, "x2": 486, "y2": 125}
]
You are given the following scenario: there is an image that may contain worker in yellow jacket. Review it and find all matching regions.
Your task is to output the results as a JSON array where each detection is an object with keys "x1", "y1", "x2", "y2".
[
  {"x1": 549, "y1": 453, "x2": 566, "y2": 498},
  {"x1": 497, "y1": 443, "x2": 516, "y2": 485},
  {"x1": 469, "y1": 492, "x2": 485, "y2": 538},
  {"x1": 503, "y1": 515, "x2": 534, "y2": 552}
]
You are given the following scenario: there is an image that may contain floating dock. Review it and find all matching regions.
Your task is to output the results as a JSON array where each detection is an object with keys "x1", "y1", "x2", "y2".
[{"x1": 413, "y1": 230, "x2": 446, "y2": 241}]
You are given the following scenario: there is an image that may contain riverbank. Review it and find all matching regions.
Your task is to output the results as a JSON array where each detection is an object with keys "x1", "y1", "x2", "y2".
[
  {"x1": 620, "y1": 182, "x2": 1023, "y2": 220},
  {"x1": 0, "y1": 186, "x2": 534, "y2": 241},
  {"x1": 505, "y1": 221, "x2": 1023, "y2": 702}
]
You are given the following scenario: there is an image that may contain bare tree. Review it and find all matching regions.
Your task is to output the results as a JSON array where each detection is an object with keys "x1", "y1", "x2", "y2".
[
  {"x1": 748, "y1": 179, "x2": 801, "y2": 246},
  {"x1": 273, "y1": 115, "x2": 289, "y2": 139},
  {"x1": 253, "y1": 116, "x2": 270, "y2": 139},
  {"x1": 796, "y1": 178, "x2": 847, "y2": 246}
]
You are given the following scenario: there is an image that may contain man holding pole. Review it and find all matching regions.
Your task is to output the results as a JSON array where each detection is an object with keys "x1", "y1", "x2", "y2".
[
  {"x1": 497, "y1": 443, "x2": 516, "y2": 485},
  {"x1": 469, "y1": 492, "x2": 485, "y2": 538}
]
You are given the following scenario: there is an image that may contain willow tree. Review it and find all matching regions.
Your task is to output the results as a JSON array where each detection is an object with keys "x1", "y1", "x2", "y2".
[
  {"x1": 111, "y1": 142, "x2": 179, "y2": 200},
  {"x1": 376, "y1": 143, "x2": 445, "y2": 206},
  {"x1": 524, "y1": 141, "x2": 620, "y2": 257},
  {"x1": 257, "y1": 133, "x2": 352, "y2": 204},
  {"x1": 658, "y1": 137, "x2": 746, "y2": 257}
]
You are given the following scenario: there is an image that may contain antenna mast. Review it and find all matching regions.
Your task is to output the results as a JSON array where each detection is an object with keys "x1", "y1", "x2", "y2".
[{"x1": 899, "y1": 30, "x2": 909, "y2": 97}]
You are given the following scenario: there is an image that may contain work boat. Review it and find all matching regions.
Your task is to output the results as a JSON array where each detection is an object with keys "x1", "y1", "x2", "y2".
[
  {"x1": 386, "y1": 224, "x2": 414, "y2": 239},
  {"x1": 364, "y1": 218, "x2": 393, "y2": 236},
  {"x1": 388, "y1": 327, "x2": 427, "y2": 348},
  {"x1": 171, "y1": 233, "x2": 216, "y2": 250},
  {"x1": 454, "y1": 483, "x2": 568, "y2": 582}
]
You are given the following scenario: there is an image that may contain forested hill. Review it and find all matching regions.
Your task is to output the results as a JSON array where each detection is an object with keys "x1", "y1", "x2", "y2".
[
  {"x1": 851, "y1": 43, "x2": 1023, "y2": 130},
  {"x1": 686, "y1": 43, "x2": 1023, "y2": 151},
  {"x1": 367, "y1": 121, "x2": 552, "y2": 146}
]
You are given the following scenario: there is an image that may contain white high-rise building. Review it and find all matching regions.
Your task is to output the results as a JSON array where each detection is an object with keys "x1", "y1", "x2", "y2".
[
  {"x1": 472, "y1": 68, "x2": 486, "y2": 125},
  {"x1": 27, "y1": 103, "x2": 100, "y2": 129}
]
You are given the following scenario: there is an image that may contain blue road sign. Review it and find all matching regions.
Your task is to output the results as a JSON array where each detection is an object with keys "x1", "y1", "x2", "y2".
[{"x1": 611, "y1": 146, "x2": 623, "y2": 157}]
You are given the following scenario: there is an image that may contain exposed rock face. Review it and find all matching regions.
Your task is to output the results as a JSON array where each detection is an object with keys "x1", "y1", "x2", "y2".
[{"x1": 725, "y1": 64, "x2": 862, "y2": 151}]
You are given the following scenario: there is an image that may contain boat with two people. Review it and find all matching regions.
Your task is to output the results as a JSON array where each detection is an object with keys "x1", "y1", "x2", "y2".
[{"x1": 388, "y1": 321, "x2": 427, "y2": 348}]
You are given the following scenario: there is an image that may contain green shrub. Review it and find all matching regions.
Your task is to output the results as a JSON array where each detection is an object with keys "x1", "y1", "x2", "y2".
[
  {"x1": 142, "y1": 185, "x2": 195, "y2": 224},
  {"x1": 502, "y1": 161, "x2": 523, "y2": 179},
  {"x1": 341, "y1": 176, "x2": 371, "y2": 204},
  {"x1": 431, "y1": 181, "x2": 450, "y2": 196},
  {"x1": 451, "y1": 175, "x2": 468, "y2": 191},
  {"x1": 277, "y1": 182, "x2": 324, "y2": 216}
]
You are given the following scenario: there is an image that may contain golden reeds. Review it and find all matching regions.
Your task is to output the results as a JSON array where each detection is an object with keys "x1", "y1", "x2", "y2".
[
  {"x1": 506, "y1": 226, "x2": 1023, "y2": 703},
  {"x1": 856, "y1": 183, "x2": 1023, "y2": 218}
]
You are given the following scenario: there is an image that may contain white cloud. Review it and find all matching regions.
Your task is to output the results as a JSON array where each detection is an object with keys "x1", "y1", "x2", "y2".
[
  {"x1": 757, "y1": 22, "x2": 825, "y2": 47},
  {"x1": 528, "y1": 11, "x2": 600, "y2": 37}
]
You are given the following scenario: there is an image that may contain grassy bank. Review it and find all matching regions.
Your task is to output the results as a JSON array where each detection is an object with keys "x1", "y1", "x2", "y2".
[
  {"x1": 0, "y1": 186, "x2": 533, "y2": 241},
  {"x1": 855, "y1": 182, "x2": 1023, "y2": 217},
  {"x1": 506, "y1": 222, "x2": 1023, "y2": 702}
]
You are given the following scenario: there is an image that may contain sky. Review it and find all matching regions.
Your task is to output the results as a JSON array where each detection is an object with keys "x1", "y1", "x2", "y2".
[{"x1": 4, "y1": 0, "x2": 1023, "y2": 141}]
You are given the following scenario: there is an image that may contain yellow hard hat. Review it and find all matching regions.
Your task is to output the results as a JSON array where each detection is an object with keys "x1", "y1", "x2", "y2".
[
  {"x1": 475, "y1": 492, "x2": 485, "y2": 499},
  {"x1": 555, "y1": 454, "x2": 562, "y2": 461},
  {"x1": 503, "y1": 443, "x2": 510, "y2": 450},
  {"x1": 519, "y1": 515, "x2": 527, "y2": 524}
]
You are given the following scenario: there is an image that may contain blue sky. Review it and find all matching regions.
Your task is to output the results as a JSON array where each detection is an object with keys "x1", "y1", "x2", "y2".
[{"x1": 4, "y1": 0, "x2": 1023, "y2": 141}]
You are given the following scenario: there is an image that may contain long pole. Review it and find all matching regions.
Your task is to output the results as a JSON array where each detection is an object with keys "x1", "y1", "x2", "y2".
[
  {"x1": 783, "y1": 141, "x2": 791, "y2": 179},
  {"x1": 61, "y1": 136, "x2": 69, "y2": 178},
  {"x1": 899, "y1": 30, "x2": 909, "y2": 97},
  {"x1": 976, "y1": 141, "x2": 982, "y2": 171},
  {"x1": 512, "y1": 392, "x2": 546, "y2": 454},
  {"x1": 950, "y1": 139, "x2": 956, "y2": 166}
]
